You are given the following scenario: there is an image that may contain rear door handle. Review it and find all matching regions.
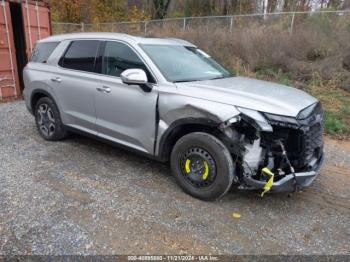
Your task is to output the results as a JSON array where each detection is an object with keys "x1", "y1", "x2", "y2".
[
  {"x1": 51, "y1": 77, "x2": 62, "y2": 83},
  {"x1": 96, "y1": 86, "x2": 111, "y2": 93}
]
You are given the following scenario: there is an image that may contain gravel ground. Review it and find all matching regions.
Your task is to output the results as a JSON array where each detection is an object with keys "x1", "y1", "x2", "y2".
[{"x1": 0, "y1": 101, "x2": 349, "y2": 255}]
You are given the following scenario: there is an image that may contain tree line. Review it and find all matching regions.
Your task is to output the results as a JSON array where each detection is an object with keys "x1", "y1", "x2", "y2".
[{"x1": 50, "y1": 0, "x2": 350, "y2": 23}]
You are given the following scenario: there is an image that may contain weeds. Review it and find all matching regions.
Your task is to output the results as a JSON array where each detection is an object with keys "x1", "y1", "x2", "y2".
[{"x1": 325, "y1": 112, "x2": 346, "y2": 134}]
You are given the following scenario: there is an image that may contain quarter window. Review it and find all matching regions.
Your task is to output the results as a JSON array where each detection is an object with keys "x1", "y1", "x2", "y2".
[
  {"x1": 59, "y1": 40, "x2": 100, "y2": 73},
  {"x1": 31, "y1": 42, "x2": 59, "y2": 63},
  {"x1": 102, "y1": 41, "x2": 154, "y2": 82}
]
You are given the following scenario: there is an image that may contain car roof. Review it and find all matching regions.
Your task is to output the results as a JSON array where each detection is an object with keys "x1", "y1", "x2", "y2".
[{"x1": 38, "y1": 32, "x2": 196, "y2": 47}]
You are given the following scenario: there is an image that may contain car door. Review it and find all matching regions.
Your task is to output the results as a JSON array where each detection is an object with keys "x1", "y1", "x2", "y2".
[
  {"x1": 94, "y1": 40, "x2": 158, "y2": 154},
  {"x1": 50, "y1": 40, "x2": 101, "y2": 135}
]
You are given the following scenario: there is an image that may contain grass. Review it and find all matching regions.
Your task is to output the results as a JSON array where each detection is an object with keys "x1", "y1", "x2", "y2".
[
  {"x1": 325, "y1": 112, "x2": 346, "y2": 134},
  {"x1": 254, "y1": 65, "x2": 292, "y2": 86}
]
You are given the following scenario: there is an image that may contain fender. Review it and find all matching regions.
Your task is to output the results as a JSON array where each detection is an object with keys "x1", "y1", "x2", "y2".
[
  {"x1": 155, "y1": 93, "x2": 240, "y2": 159},
  {"x1": 29, "y1": 88, "x2": 58, "y2": 114},
  {"x1": 156, "y1": 117, "x2": 218, "y2": 159},
  {"x1": 24, "y1": 65, "x2": 62, "y2": 115}
]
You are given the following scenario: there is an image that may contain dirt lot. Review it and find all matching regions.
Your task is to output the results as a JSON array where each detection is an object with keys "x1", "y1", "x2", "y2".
[{"x1": 0, "y1": 101, "x2": 349, "y2": 255}]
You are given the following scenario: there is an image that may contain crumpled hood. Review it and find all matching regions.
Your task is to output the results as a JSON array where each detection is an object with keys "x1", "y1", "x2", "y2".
[{"x1": 175, "y1": 76, "x2": 318, "y2": 117}]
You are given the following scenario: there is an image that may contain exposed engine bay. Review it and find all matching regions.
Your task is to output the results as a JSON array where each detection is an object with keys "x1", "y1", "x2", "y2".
[{"x1": 220, "y1": 102, "x2": 324, "y2": 195}]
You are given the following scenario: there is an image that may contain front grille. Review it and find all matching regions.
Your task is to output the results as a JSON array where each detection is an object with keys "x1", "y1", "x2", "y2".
[
  {"x1": 267, "y1": 103, "x2": 324, "y2": 170},
  {"x1": 304, "y1": 122, "x2": 323, "y2": 159},
  {"x1": 288, "y1": 122, "x2": 323, "y2": 169}
]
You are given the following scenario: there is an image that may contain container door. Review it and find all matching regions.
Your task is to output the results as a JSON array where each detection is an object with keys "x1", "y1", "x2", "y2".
[
  {"x1": 0, "y1": 0, "x2": 20, "y2": 98},
  {"x1": 22, "y1": 1, "x2": 51, "y2": 58}
]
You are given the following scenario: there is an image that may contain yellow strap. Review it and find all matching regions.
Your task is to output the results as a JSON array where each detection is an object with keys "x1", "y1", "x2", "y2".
[
  {"x1": 262, "y1": 167, "x2": 274, "y2": 176},
  {"x1": 202, "y1": 161, "x2": 209, "y2": 180},
  {"x1": 261, "y1": 167, "x2": 274, "y2": 197},
  {"x1": 185, "y1": 159, "x2": 191, "y2": 173}
]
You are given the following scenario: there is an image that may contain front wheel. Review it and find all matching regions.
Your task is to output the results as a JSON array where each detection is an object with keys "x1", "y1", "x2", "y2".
[{"x1": 170, "y1": 132, "x2": 235, "y2": 200}]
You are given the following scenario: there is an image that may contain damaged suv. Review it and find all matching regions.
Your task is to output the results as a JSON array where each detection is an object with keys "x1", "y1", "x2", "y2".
[{"x1": 24, "y1": 33, "x2": 324, "y2": 200}]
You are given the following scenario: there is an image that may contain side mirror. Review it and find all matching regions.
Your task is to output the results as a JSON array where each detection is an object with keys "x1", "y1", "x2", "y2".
[
  {"x1": 121, "y1": 68, "x2": 148, "y2": 85},
  {"x1": 120, "y1": 69, "x2": 152, "y2": 92}
]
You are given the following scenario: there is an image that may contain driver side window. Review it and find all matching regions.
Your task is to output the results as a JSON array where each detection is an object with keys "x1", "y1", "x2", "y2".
[{"x1": 102, "y1": 41, "x2": 155, "y2": 83}]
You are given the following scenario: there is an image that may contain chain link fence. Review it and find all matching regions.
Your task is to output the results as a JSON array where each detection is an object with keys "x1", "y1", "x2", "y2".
[{"x1": 52, "y1": 10, "x2": 350, "y2": 36}]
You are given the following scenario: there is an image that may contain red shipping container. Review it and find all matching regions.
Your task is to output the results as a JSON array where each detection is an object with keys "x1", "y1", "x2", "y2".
[{"x1": 0, "y1": 0, "x2": 51, "y2": 99}]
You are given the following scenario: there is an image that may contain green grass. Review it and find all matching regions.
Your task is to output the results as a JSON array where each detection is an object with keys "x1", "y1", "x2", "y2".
[
  {"x1": 255, "y1": 65, "x2": 292, "y2": 86},
  {"x1": 325, "y1": 112, "x2": 346, "y2": 134}
]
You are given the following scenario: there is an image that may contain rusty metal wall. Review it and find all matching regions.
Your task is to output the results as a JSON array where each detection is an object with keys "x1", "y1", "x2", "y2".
[
  {"x1": 22, "y1": 0, "x2": 51, "y2": 58},
  {"x1": 0, "y1": 0, "x2": 51, "y2": 99},
  {"x1": 0, "y1": 0, "x2": 19, "y2": 99}
]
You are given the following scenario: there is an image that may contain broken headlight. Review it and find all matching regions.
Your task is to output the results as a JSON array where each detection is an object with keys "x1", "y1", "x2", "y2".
[
  {"x1": 237, "y1": 107, "x2": 273, "y2": 132},
  {"x1": 263, "y1": 112, "x2": 298, "y2": 126},
  {"x1": 297, "y1": 102, "x2": 323, "y2": 120}
]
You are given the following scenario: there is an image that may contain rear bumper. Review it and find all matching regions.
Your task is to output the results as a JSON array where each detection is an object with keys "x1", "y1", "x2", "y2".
[
  {"x1": 242, "y1": 152, "x2": 324, "y2": 193},
  {"x1": 23, "y1": 89, "x2": 34, "y2": 115}
]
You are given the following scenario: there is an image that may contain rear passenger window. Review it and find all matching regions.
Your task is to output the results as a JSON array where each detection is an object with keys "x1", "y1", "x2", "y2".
[
  {"x1": 59, "y1": 40, "x2": 100, "y2": 73},
  {"x1": 31, "y1": 42, "x2": 59, "y2": 63},
  {"x1": 102, "y1": 41, "x2": 155, "y2": 83}
]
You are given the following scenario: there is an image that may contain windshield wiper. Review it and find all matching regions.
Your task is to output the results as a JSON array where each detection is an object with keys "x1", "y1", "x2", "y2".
[
  {"x1": 173, "y1": 79, "x2": 198, "y2": 83},
  {"x1": 173, "y1": 75, "x2": 234, "y2": 83},
  {"x1": 209, "y1": 76, "x2": 227, "y2": 80},
  {"x1": 209, "y1": 73, "x2": 236, "y2": 80}
]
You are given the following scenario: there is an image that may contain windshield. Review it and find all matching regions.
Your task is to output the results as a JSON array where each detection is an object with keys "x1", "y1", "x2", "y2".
[{"x1": 140, "y1": 44, "x2": 234, "y2": 82}]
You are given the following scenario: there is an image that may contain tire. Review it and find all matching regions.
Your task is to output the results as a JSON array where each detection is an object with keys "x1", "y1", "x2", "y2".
[
  {"x1": 34, "y1": 97, "x2": 67, "y2": 141},
  {"x1": 170, "y1": 132, "x2": 235, "y2": 200}
]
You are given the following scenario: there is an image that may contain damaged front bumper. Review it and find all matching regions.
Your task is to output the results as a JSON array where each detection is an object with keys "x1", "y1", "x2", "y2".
[{"x1": 241, "y1": 153, "x2": 324, "y2": 193}]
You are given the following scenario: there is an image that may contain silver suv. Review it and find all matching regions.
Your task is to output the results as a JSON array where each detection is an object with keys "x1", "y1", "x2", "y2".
[{"x1": 23, "y1": 33, "x2": 324, "y2": 200}]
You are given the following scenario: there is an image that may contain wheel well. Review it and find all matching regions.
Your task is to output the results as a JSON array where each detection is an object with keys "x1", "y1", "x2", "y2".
[
  {"x1": 31, "y1": 92, "x2": 48, "y2": 112},
  {"x1": 159, "y1": 123, "x2": 220, "y2": 162}
]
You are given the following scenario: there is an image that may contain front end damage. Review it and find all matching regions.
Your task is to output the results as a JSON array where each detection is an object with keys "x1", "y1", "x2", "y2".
[{"x1": 220, "y1": 102, "x2": 324, "y2": 194}]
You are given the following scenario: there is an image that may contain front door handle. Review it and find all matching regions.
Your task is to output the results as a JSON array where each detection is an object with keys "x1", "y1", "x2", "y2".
[
  {"x1": 51, "y1": 77, "x2": 62, "y2": 83},
  {"x1": 96, "y1": 86, "x2": 111, "y2": 93}
]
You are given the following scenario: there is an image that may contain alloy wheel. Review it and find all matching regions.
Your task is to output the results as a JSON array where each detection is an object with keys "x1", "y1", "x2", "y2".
[{"x1": 37, "y1": 103, "x2": 56, "y2": 137}]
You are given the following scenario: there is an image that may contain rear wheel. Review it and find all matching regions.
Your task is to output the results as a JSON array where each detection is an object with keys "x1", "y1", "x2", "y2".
[
  {"x1": 35, "y1": 97, "x2": 67, "y2": 141},
  {"x1": 170, "y1": 132, "x2": 235, "y2": 200}
]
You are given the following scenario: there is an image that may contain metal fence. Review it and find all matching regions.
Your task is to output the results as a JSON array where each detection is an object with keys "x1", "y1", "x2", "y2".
[{"x1": 52, "y1": 10, "x2": 350, "y2": 36}]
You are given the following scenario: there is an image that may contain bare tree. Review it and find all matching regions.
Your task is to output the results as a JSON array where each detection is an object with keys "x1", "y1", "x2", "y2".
[
  {"x1": 328, "y1": 0, "x2": 343, "y2": 9},
  {"x1": 152, "y1": 0, "x2": 172, "y2": 19},
  {"x1": 267, "y1": 0, "x2": 278, "y2": 12},
  {"x1": 342, "y1": 0, "x2": 350, "y2": 9}
]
